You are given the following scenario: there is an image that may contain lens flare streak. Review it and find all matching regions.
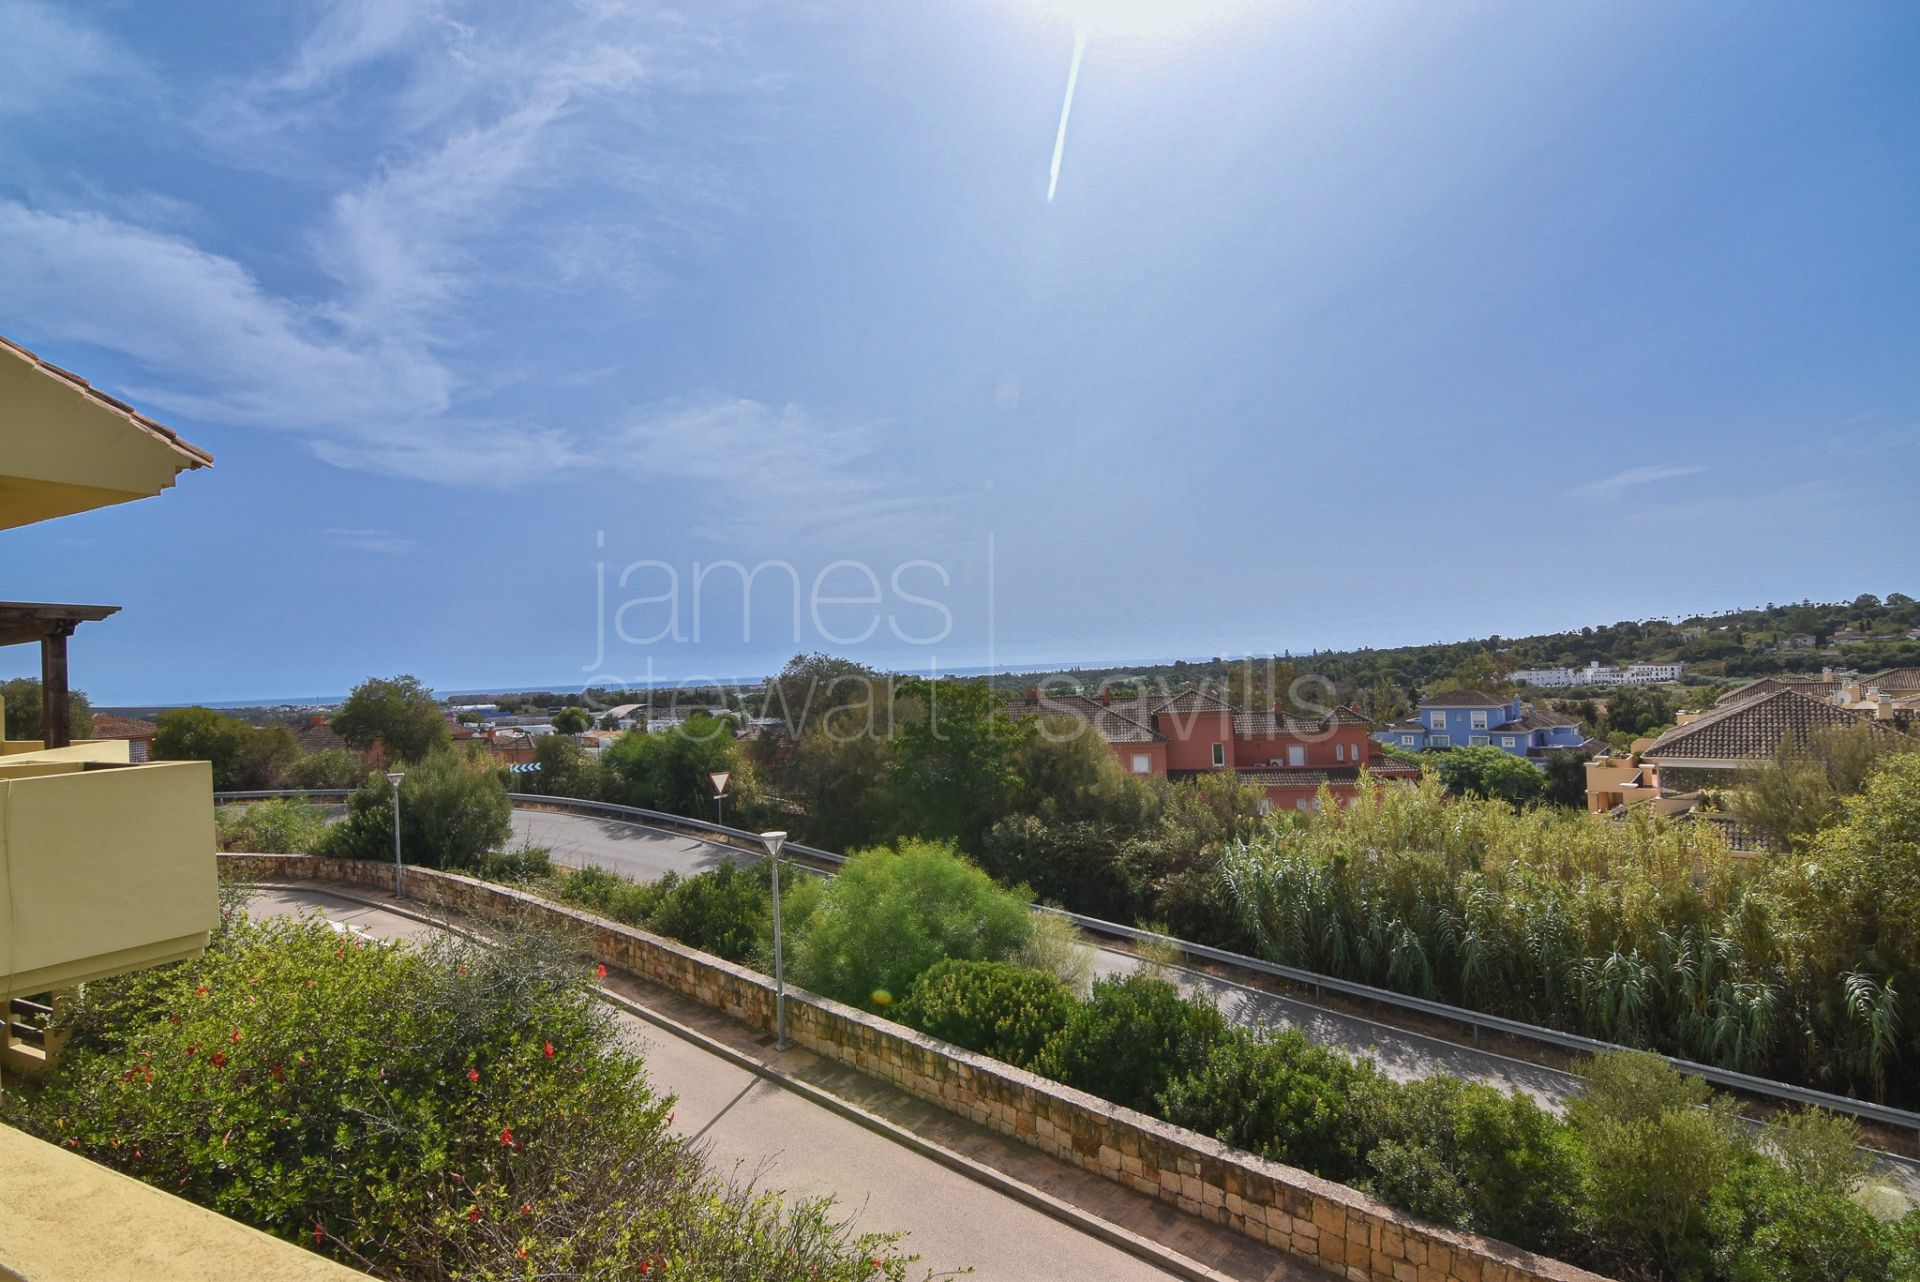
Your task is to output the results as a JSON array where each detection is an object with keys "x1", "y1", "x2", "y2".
[{"x1": 1046, "y1": 27, "x2": 1088, "y2": 203}]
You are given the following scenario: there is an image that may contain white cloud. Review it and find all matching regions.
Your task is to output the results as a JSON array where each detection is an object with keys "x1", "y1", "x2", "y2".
[
  {"x1": 324, "y1": 528, "x2": 419, "y2": 555},
  {"x1": 0, "y1": 200, "x2": 451, "y2": 430},
  {"x1": 0, "y1": 0, "x2": 146, "y2": 121},
  {"x1": 605, "y1": 399, "x2": 926, "y2": 543},
  {"x1": 1571, "y1": 464, "x2": 1707, "y2": 499},
  {"x1": 0, "y1": 4, "x2": 934, "y2": 543}
]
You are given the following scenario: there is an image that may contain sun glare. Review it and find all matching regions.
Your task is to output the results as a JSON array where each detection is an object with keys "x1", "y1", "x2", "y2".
[{"x1": 1026, "y1": 0, "x2": 1251, "y2": 38}]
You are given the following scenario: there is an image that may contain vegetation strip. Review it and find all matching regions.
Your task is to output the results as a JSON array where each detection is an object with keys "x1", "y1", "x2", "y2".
[
  {"x1": 224, "y1": 854, "x2": 1920, "y2": 1282},
  {"x1": 219, "y1": 785, "x2": 1920, "y2": 1141}
]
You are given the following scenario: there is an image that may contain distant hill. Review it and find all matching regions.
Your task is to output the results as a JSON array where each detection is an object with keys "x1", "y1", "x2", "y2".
[{"x1": 986, "y1": 593, "x2": 1920, "y2": 711}]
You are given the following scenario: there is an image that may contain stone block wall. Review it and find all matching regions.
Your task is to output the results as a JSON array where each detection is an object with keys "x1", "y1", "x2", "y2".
[{"x1": 222, "y1": 855, "x2": 1609, "y2": 1282}]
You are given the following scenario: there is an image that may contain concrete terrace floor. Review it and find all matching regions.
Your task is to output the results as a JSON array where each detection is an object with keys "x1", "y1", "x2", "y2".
[{"x1": 246, "y1": 884, "x2": 1329, "y2": 1282}]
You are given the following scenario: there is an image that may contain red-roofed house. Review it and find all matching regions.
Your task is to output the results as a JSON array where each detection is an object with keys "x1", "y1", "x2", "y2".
[
  {"x1": 88, "y1": 715, "x2": 159, "y2": 763},
  {"x1": 1019, "y1": 688, "x2": 1416, "y2": 810}
]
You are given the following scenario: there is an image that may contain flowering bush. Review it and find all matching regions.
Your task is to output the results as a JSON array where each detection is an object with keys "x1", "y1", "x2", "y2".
[
  {"x1": 5, "y1": 919, "x2": 929, "y2": 1282},
  {"x1": 896, "y1": 960, "x2": 1073, "y2": 1070}
]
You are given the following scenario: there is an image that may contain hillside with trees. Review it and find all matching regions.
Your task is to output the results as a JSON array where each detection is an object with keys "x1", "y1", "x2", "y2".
[{"x1": 989, "y1": 592, "x2": 1920, "y2": 711}]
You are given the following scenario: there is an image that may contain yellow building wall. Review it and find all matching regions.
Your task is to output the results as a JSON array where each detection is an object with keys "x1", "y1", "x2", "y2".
[{"x1": 0, "y1": 760, "x2": 219, "y2": 999}]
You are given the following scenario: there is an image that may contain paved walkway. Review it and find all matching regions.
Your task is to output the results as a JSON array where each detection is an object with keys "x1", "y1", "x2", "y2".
[{"x1": 247, "y1": 884, "x2": 1326, "y2": 1282}]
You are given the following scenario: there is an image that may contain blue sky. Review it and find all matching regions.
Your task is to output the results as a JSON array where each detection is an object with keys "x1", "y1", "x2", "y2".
[{"x1": 3, "y1": 0, "x2": 1916, "y2": 704}]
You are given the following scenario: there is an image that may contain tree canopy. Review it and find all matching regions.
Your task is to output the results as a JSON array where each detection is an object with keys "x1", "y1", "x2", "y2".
[
  {"x1": 1, "y1": 676, "x2": 93, "y2": 741},
  {"x1": 332, "y1": 674, "x2": 450, "y2": 763}
]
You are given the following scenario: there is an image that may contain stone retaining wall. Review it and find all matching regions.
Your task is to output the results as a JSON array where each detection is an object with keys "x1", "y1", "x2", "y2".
[{"x1": 223, "y1": 854, "x2": 1609, "y2": 1282}]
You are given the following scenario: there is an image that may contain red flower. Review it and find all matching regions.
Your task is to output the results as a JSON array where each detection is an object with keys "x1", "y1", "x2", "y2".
[
  {"x1": 596, "y1": 963, "x2": 607, "y2": 978},
  {"x1": 499, "y1": 1126, "x2": 515, "y2": 1147},
  {"x1": 211, "y1": 1051, "x2": 227, "y2": 1068},
  {"x1": 543, "y1": 1041, "x2": 555, "y2": 1059},
  {"x1": 313, "y1": 1224, "x2": 325, "y2": 1245},
  {"x1": 468, "y1": 1067, "x2": 480, "y2": 1082},
  {"x1": 229, "y1": 1028, "x2": 242, "y2": 1044},
  {"x1": 519, "y1": 1203, "x2": 532, "y2": 1216},
  {"x1": 467, "y1": 1207, "x2": 481, "y2": 1223},
  {"x1": 195, "y1": 986, "x2": 208, "y2": 995}
]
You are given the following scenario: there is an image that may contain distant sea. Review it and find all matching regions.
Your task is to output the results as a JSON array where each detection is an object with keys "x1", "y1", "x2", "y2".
[{"x1": 103, "y1": 655, "x2": 1225, "y2": 713}]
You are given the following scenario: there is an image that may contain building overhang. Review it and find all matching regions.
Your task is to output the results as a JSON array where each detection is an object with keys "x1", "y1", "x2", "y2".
[
  {"x1": 1, "y1": 335, "x2": 212, "y2": 530},
  {"x1": 0, "y1": 600, "x2": 121, "y2": 648}
]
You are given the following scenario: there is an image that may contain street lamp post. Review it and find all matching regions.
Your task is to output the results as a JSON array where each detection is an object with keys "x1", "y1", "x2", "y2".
[
  {"x1": 387, "y1": 771, "x2": 405, "y2": 894},
  {"x1": 760, "y1": 830, "x2": 789, "y2": 1050}
]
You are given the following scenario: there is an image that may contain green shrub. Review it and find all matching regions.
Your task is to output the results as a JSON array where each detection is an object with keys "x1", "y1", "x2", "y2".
[
  {"x1": 1034, "y1": 972, "x2": 1227, "y2": 1115},
  {"x1": 1359, "y1": 1075, "x2": 1579, "y2": 1254},
  {"x1": 473, "y1": 842, "x2": 555, "y2": 882},
  {"x1": 1157, "y1": 1027, "x2": 1383, "y2": 1182},
  {"x1": 782, "y1": 838, "x2": 1034, "y2": 1012},
  {"x1": 1763, "y1": 1106, "x2": 1872, "y2": 1199},
  {"x1": 555, "y1": 864, "x2": 669, "y2": 926},
  {"x1": 216, "y1": 798, "x2": 330, "y2": 854},
  {"x1": 1706, "y1": 1153, "x2": 1896, "y2": 1282},
  {"x1": 897, "y1": 960, "x2": 1074, "y2": 1070},
  {"x1": 4, "y1": 919, "x2": 926, "y2": 1280},
  {"x1": 1570, "y1": 1052, "x2": 1748, "y2": 1278},
  {"x1": 287, "y1": 748, "x2": 371, "y2": 790},
  {"x1": 320, "y1": 750, "x2": 512, "y2": 871},
  {"x1": 648, "y1": 862, "x2": 769, "y2": 964},
  {"x1": 1016, "y1": 909, "x2": 1097, "y2": 996}
]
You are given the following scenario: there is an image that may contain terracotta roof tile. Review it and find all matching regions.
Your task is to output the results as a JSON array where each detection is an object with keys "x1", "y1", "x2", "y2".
[
  {"x1": 1417, "y1": 688, "x2": 1511, "y2": 708},
  {"x1": 90, "y1": 714, "x2": 157, "y2": 739},
  {"x1": 1643, "y1": 689, "x2": 1910, "y2": 761},
  {"x1": 1025, "y1": 694, "x2": 1163, "y2": 743}
]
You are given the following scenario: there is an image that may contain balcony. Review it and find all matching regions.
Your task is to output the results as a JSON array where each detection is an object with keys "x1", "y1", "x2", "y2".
[{"x1": 0, "y1": 757, "x2": 219, "y2": 1008}]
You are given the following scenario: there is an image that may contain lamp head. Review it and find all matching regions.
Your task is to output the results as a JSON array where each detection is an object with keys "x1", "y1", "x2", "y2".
[
  {"x1": 386, "y1": 772, "x2": 405, "y2": 787},
  {"x1": 759, "y1": 830, "x2": 788, "y2": 859}
]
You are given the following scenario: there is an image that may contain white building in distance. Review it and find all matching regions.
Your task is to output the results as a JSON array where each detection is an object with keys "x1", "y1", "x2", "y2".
[{"x1": 1511, "y1": 660, "x2": 1686, "y2": 688}]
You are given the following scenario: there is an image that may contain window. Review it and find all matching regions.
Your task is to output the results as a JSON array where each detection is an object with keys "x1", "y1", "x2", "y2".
[
  {"x1": 1469, "y1": 735, "x2": 1489, "y2": 747},
  {"x1": 1334, "y1": 743, "x2": 1345, "y2": 762},
  {"x1": 1256, "y1": 799, "x2": 1271, "y2": 816},
  {"x1": 1401, "y1": 735, "x2": 1416, "y2": 747},
  {"x1": 1288, "y1": 744, "x2": 1307, "y2": 767},
  {"x1": 1211, "y1": 742, "x2": 1225, "y2": 767},
  {"x1": 1295, "y1": 798, "x2": 1311, "y2": 810},
  {"x1": 1430, "y1": 734, "x2": 1451, "y2": 748},
  {"x1": 1470, "y1": 710, "x2": 1489, "y2": 729},
  {"x1": 1130, "y1": 753, "x2": 1152, "y2": 775},
  {"x1": 1429, "y1": 711, "x2": 1447, "y2": 730},
  {"x1": 1502, "y1": 736, "x2": 1516, "y2": 748}
]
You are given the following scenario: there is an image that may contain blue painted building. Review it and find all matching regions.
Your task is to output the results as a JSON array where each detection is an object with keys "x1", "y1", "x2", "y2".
[{"x1": 1377, "y1": 688, "x2": 1592, "y2": 761}]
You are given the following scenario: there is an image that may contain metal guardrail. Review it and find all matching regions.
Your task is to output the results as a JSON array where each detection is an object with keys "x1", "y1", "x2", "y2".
[{"x1": 218, "y1": 787, "x2": 1920, "y2": 1137}]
